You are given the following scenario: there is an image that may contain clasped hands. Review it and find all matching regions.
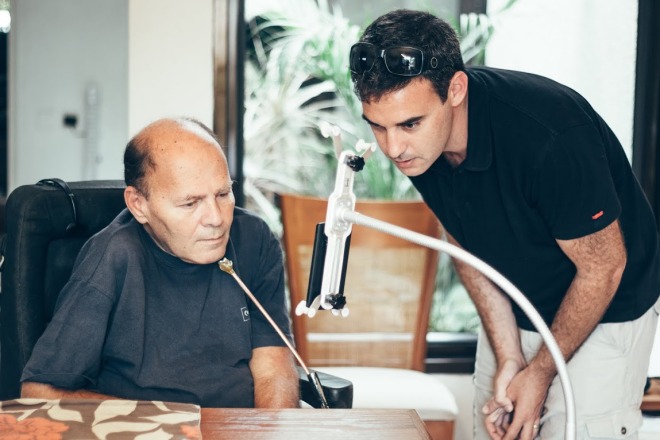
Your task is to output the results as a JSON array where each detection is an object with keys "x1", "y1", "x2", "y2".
[{"x1": 482, "y1": 359, "x2": 551, "y2": 440}]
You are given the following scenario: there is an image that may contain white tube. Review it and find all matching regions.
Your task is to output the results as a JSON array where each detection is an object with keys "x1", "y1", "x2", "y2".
[
  {"x1": 82, "y1": 83, "x2": 101, "y2": 180},
  {"x1": 341, "y1": 207, "x2": 576, "y2": 440}
]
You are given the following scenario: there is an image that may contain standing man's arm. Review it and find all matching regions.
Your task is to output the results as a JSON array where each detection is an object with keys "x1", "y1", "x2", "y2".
[
  {"x1": 250, "y1": 346, "x2": 300, "y2": 408},
  {"x1": 446, "y1": 232, "x2": 526, "y2": 436},
  {"x1": 501, "y1": 220, "x2": 626, "y2": 440}
]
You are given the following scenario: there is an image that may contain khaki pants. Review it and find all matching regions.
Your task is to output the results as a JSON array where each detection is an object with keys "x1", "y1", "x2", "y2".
[{"x1": 473, "y1": 297, "x2": 660, "y2": 439}]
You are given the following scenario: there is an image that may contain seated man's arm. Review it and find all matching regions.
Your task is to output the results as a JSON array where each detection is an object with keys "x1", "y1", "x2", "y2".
[
  {"x1": 249, "y1": 346, "x2": 299, "y2": 408},
  {"x1": 21, "y1": 382, "x2": 118, "y2": 400}
]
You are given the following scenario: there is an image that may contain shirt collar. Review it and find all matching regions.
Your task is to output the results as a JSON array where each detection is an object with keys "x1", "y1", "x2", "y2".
[
  {"x1": 464, "y1": 68, "x2": 493, "y2": 172},
  {"x1": 429, "y1": 68, "x2": 493, "y2": 174}
]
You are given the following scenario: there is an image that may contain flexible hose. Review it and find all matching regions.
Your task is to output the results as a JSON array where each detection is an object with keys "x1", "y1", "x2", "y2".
[{"x1": 341, "y1": 208, "x2": 576, "y2": 440}]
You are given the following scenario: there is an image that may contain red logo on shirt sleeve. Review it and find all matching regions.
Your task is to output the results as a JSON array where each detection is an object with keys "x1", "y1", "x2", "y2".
[{"x1": 591, "y1": 210, "x2": 604, "y2": 220}]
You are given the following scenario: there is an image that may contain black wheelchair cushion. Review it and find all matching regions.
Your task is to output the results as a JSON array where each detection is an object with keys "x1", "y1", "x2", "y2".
[{"x1": 0, "y1": 180, "x2": 126, "y2": 399}]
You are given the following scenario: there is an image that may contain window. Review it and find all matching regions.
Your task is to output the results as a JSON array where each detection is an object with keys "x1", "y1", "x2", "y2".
[{"x1": 218, "y1": 0, "x2": 655, "y2": 373}]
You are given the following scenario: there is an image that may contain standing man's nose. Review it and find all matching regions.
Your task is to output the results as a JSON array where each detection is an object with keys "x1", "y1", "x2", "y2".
[{"x1": 384, "y1": 130, "x2": 406, "y2": 160}]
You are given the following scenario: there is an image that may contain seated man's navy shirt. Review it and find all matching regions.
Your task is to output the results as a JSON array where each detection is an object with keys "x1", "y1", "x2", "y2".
[{"x1": 22, "y1": 208, "x2": 292, "y2": 407}]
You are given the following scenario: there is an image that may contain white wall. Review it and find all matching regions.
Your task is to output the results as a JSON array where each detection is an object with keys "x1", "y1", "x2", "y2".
[
  {"x1": 128, "y1": 0, "x2": 214, "y2": 137},
  {"x1": 485, "y1": 0, "x2": 638, "y2": 161},
  {"x1": 8, "y1": 0, "x2": 214, "y2": 191},
  {"x1": 9, "y1": 0, "x2": 129, "y2": 190}
]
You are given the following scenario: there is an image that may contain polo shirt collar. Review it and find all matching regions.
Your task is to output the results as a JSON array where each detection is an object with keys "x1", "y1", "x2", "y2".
[
  {"x1": 464, "y1": 69, "x2": 493, "y2": 172},
  {"x1": 430, "y1": 68, "x2": 493, "y2": 174}
]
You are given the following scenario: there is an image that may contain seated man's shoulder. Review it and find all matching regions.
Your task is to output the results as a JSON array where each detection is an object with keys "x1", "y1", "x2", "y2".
[
  {"x1": 75, "y1": 209, "x2": 145, "y2": 269},
  {"x1": 88, "y1": 209, "x2": 141, "y2": 247}
]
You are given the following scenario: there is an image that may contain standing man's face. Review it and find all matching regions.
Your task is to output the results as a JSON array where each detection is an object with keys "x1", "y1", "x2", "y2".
[{"x1": 361, "y1": 76, "x2": 468, "y2": 176}]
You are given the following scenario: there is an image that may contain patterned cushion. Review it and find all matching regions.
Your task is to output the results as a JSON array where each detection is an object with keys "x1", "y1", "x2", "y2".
[{"x1": 0, "y1": 399, "x2": 201, "y2": 439}]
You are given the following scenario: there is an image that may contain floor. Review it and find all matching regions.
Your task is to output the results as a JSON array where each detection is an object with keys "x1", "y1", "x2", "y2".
[{"x1": 641, "y1": 415, "x2": 660, "y2": 439}]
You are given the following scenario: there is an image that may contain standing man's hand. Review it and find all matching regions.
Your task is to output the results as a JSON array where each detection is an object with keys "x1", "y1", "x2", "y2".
[
  {"x1": 499, "y1": 363, "x2": 550, "y2": 440},
  {"x1": 482, "y1": 357, "x2": 524, "y2": 439}
]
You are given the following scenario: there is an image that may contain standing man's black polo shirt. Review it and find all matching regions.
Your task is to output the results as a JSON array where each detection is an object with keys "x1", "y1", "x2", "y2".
[{"x1": 411, "y1": 66, "x2": 660, "y2": 331}]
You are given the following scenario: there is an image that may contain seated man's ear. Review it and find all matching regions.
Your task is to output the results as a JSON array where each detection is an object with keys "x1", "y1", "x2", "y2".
[{"x1": 124, "y1": 186, "x2": 149, "y2": 225}]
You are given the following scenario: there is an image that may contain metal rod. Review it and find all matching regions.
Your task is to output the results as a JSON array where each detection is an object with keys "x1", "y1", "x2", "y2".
[{"x1": 218, "y1": 257, "x2": 329, "y2": 408}]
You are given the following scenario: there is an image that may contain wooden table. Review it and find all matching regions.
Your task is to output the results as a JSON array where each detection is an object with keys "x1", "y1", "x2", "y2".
[
  {"x1": 642, "y1": 377, "x2": 660, "y2": 412},
  {"x1": 642, "y1": 394, "x2": 660, "y2": 412},
  {"x1": 200, "y1": 408, "x2": 432, "y2": 439}
]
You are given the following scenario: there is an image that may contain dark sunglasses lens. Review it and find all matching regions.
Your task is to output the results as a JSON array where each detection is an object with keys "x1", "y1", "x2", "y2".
[
  {"x1": 384, "y1": 47, "x2": 423, "y2": 76},
  {"x1": 350, "y1": 45, "x2": 376, "y2": 74}
]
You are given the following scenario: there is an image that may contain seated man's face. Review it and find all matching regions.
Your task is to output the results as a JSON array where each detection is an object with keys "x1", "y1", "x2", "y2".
[{"x1": 137, "y1": 129, "x2": 235, "y2": 265}]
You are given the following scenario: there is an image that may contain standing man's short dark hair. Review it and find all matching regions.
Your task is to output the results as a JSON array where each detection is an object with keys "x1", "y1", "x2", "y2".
[{"x1": 351, "y1": 9, "x2": 465, "y2": 102}]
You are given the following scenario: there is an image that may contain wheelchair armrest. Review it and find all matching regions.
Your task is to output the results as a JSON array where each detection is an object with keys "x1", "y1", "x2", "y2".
[{"x1": 297, "y1": 366, "x2": 353, "y2": 409}]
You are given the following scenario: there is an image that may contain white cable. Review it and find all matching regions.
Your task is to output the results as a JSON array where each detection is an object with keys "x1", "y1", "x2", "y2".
[
  {"x1": 340, "y1": 207, "x2": 576, "y2": 440},
  {"x1": 82, "y1": 83, "x2": 101, "y2": 180}
]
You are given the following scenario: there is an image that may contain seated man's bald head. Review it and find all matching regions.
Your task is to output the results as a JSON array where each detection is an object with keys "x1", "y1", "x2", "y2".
[{"x1": 124, "y1": 117, "x2": 226, "y2": 197}]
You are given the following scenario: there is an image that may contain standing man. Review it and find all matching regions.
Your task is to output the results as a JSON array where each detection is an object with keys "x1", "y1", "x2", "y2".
[
  {"x1": 350, "y1": 9, "x2": 660, "y2": 440},
  {"x1": 21, "y1": 117, "x2": 299, "y2": 408}
]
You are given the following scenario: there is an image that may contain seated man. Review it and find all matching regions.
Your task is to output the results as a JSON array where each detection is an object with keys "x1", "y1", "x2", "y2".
[{"x1": 21, "y1": 117, "x2": 299, "y2": 408}]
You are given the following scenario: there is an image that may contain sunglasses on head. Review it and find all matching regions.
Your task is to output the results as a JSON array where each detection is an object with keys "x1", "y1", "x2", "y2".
[{"x1": 349, "y1": 42, "x2": 442, "y2": 77}]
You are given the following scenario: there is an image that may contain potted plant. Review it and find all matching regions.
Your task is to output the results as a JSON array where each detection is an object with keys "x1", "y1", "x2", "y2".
[{"x1": 242, "y1": 0, "x2": 519, "y2": 333}]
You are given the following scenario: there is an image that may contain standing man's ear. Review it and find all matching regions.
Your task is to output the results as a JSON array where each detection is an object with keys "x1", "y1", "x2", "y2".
[
  {"x1": 124, "y1": 186, "x2": 149, "y2": 225},
  {"x1": 448, "y1": 71, "x2": 468, "y2": 107}
]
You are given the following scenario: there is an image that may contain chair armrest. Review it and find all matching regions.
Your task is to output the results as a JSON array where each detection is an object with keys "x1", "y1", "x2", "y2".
[{"x1": 297, "y1": 366, "x2": 353, "y2": 409}]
